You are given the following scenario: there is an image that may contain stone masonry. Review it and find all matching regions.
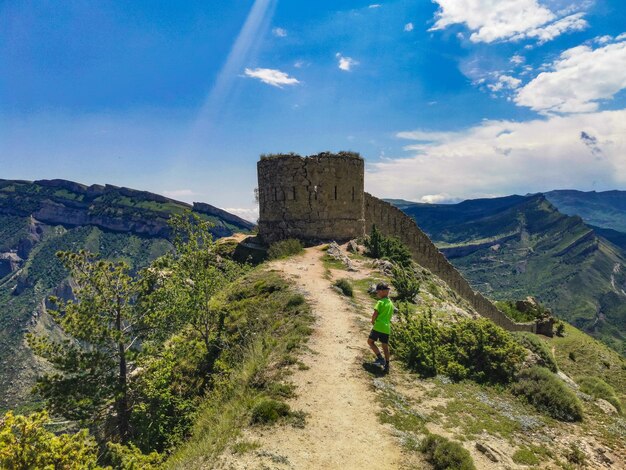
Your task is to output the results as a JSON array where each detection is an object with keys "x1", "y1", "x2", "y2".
[{"x1": 257, "y1": 152, "x2": 535, "y2": 333}]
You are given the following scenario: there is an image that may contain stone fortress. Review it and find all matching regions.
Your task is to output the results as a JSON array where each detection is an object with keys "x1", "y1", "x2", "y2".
[{"x1": 257, "y1": 152, "x2": 539, "y2": 334}]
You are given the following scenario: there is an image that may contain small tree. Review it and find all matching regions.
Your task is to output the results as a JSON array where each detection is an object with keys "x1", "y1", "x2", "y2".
[
  {"x1": 392, "y1": 265, "x2": 420, "y2": 302},
  {"x1": 29, "y1": 251, "x2": 162, "y2": 443},
  {"x1": 151, "y1": 211, "x2": 245, "y2": 373}
]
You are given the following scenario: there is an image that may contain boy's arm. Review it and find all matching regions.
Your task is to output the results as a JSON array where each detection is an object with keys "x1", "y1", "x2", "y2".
[{"x1": 371, "y1": 309, "x2": 379, "y2": 325}]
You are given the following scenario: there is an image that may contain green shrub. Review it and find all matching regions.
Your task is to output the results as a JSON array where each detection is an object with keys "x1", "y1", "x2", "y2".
[
  {"x1": 392, "y1": 265, "x2": 420, "y2": 302},
  {"x1": 577, "y1": 376, "x2": 623, "y2": 414},
  {"x1": 512, "y1": 447, "x2": 540, "y2": 465},
  {"x1": 511, "y1": 367, "x2": 583, "y2": 421},
  {"x1": 365, "y1": 225, "x2": 412, "y2": 267},
  {"x1": 555, "y1": 322, "x2": 565, "y2": 337},
  {"x1": 250, "y1": 398, "x2": 290, "y2": 424},
  {"x1": 0, "y1": 411, "x2": 102, "y2": 469},
  {"x1": 392, "y1": 310, "x2": 526, "y2": 384},
  {"x1": 286, "y1": 294, "x2": 306, "y2": 308},
  {"x1": 419, "y1": 434, "x2": 476, "y2": 470},
  {"x1": 514, "y1": 332, "x2": 558, "y2": 372},
  {"x1": 392, "y1": 305, "x2": 438, "y2": 377},
  {"x1": 334, "y1": 278, "x2": 353, "y2": 297},
  {"x1": 267, "y1": 239, "x2": 304, "y2": 260}
]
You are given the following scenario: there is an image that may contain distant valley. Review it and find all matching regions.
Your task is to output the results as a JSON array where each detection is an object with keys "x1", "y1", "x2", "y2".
[
  {"x1": 389, "y1": 190, "x2": 626, "y2": 355},
  {"x1": 0, "y1": 179, "x2": 253, "y2": 409}
]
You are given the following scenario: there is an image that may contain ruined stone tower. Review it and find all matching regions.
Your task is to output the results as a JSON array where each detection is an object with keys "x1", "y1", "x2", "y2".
[
  {"x1": 257, "y1": 152, "x2": 365, "y2": 244},
  {"x1": 257, "y1": 151, "x2": 538, "y2": 333}
]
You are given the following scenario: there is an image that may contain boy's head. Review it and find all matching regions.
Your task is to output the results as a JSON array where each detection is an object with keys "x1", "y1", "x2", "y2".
[{"x1": 376, "y1": 282, "x2": 390, "y2": 298}]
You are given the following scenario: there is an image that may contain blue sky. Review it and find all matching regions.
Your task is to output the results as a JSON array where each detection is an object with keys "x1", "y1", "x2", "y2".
[{"x1": 1, "y1": 0, "x2": 626, "y2": 220}]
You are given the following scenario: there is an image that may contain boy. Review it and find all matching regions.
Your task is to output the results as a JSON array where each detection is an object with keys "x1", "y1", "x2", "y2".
[{"x1": 368, "y1": 282, "x2": 393, "y2": 372}]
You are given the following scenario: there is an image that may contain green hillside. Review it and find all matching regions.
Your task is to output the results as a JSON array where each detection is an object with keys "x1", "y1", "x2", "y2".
[
  {"x1": 392, "y1": 195, "x2": 626, "y2": 355},
  {"x1": 0, "y1": 179, "x2": 254, "y2": 410}
]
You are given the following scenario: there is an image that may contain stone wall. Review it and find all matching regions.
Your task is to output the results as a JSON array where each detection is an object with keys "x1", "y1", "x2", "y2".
[
  {"x1": 364, "y1": 193, "x2": 535, "y2": 333},
  {"x1": 257, "y1": 153, "x2": 365, "y2": 244}
]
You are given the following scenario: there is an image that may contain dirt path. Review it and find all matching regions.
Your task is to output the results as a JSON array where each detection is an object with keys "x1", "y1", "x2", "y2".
[{"x1": 220, "y1": 247, "x2": 404, "y2": 469}]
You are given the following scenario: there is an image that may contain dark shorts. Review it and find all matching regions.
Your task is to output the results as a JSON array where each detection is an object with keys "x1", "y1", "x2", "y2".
[{"x1": 368, "y1": 329, "x2": 389, "y2": 344}]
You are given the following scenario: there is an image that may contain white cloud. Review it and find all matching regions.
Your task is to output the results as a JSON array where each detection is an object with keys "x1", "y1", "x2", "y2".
[
  {"x1": 594, "y1": 35, "x2": 613, "y2": 44},
  {"x1": 430, "y1": 0, "x2": 588, "y2": 44},
  {"x1": 368, "y1": 4, "x2": 381, "y2": 8},
  {"x1": 510, "y1": 54, "x2": 525, "y2": 65},
  {"x1": 404, "y1": 22, "x2": 414, "y2": 32},
  {"x1": 515, "y1": 39, "x2": 626, "y2": 113},
  {"x1": 488, "y1": 74, "x2": 522, "y2": 92},
  {"x1": 244, "y1": 67, "x2": 300, "y2": 87},
  {"x1": 511, "y1": 13, "x2": 587, "y2": 44},
  {"x1": 225, "y1": 207, "x2": 259, "y2": 223},
  {"x1": 272, "y1": 27, "x2": 287, "y2": 37},
  {"x1": 294, "y1": 60, "x2": 309, "y2": 68},
  {"x1": 366, "y1": 109, "x2": 626, "y2": 201},
  {"x1": 336, "y1": 53, "x2": 359, "y2": 72},
  {"x1": 419, "y1": 194, "x2": 462, "y2": 204}
]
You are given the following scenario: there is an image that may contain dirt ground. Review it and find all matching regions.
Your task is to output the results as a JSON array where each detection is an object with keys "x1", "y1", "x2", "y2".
[{"x1": 216, "y1": 246, "x2": 421, "y2": 469}]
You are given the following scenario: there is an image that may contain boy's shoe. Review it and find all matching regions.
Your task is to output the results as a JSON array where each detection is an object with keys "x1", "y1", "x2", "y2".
[
  {"x1": 383, "y1": 362, "x2": 390, "y2": 373},
  {"x1": 373, "y1": 357, "x2": 386, "y2": 368}
]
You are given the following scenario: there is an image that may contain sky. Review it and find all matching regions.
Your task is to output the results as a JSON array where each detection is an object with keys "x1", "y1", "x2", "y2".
[{"x1": 1, "y1": 0, "x2": 626, "y2": 221}]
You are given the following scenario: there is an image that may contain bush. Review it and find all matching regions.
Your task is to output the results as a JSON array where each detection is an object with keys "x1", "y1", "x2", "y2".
[
  {"x1": 267, "y1": 239, "x2": 304, "y2": 260},
  {"x1": 0, "y1": 411, "x2": 102, "y2": 469},
  {"x1": 334, "y1": 278, "x2": 353, "y2": 297},
  {"x1": 577, "y1": 376, "x2": 623, "y2": 414},
  {"x1": 511, "y1": 367, "x2": 583, "y2": 421},
  {"x1": 392, "y1": 265, "x2": 420, "y2": 302},
  {"x1": 393, "y1": 309, "x2": 526, "y2": 384},
  {"x1": 250, "y1": 398, "x2": 291, "y2": 424},
  {"x1": 419, "y1": 434, "x2": 476, "y2": 470},
  {"x1": 365, "y1": 225, "x2": 412, "y2": 267},
  {"x1": 514, "y1": 332, "x2": 558, "y2": 372}
]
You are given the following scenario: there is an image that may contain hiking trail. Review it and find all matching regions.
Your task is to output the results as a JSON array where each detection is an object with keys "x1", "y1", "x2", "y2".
[{"x1": 216, "y1": 246, "x2": 411, "y2": 469}]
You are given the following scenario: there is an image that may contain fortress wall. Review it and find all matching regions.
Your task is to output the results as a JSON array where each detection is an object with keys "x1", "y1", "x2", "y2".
[
  {"x1": 364, "y1": 193, "x2": 535, "y2": 333},
  {"x1": 258, "y1": 154, "x2": 365, "y2": 244}
]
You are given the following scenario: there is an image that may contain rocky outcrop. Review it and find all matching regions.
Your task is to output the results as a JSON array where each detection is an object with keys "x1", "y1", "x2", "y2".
[
  {"x1": 0, "y1": 178, "x2": 254, "y2": 238},
  {"x1": 0, "y1": 252, "x2": 21, "y2": 278}
]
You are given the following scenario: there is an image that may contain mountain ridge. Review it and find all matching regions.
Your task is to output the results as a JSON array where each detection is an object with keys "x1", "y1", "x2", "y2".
[
  {"x1": 388, "y1": 193, "x2": 626, "y2": 354},
  {"x1": 0, "y1": 178, "x2": 253, "y2": 409}
]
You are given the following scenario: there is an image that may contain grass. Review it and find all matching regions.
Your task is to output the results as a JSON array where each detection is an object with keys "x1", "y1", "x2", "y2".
[
  {"x1": 550, "y1": 323, "x2": 626, "y2": 407},
  {"x1": 165, "y1": 269, "x2": 313, "y2": 468},
  {"x1": 514, "y1": 332, "x2": 558, "y2": 372},
  {"x1": 321, "y1": 254, "x2": 347, "y2": 271},
  {"x1": 512, "y1": 447, "x2": 541, "y2": 465},
  {"x1": 576, "y1": 376, "x2": 623, "y2": 414},
  {"x1": 333, "y1": 278, "x2": 353, "y2": 297},
  {"x1": 250, "y1": 398, "x2": 291, "y2": 425},
  {"x1": 267, "y1": 239, "x2": 304, "y2": 260},
  {"x1": 231, "y1": 440, "x2": 261, "y2": 455}
]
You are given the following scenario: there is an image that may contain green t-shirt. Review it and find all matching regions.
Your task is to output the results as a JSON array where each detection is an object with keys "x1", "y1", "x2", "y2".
[{"x1": 373, "y1": 297, "x2": 394, "y2": 334}]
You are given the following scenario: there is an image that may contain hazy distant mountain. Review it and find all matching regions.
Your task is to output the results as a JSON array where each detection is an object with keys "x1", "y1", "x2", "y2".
[
  {"x1": 389, "y1": 194, "x2": 626, "y2": 355},
  {"x1": 0, "y1": 179, "x2": 253, "y2": 409},
  {"x1": 545, "y1": 189, "x2": 626, "y2": 233}
]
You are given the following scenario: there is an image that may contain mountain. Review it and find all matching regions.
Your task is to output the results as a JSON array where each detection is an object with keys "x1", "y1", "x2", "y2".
[
  {"x1": 388, "y1": 194, "x2": 626, "y2": 355},
  {"x1": 0, "y1": 179, "x2": 254, "y2": 410},
  {"x1": 545, "y1": 189, "x2": 626, "y2": 233}
]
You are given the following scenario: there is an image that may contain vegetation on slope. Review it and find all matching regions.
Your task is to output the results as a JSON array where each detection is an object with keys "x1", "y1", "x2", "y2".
[
  {"x1": 2, "y1": 213, "x2": 311, "y2": 468},
  {"x1": 0, "y1": 179, "x2": 254, "y2": 409},
  {"x1": 392, "y1": 194, "x2": 626, "y2": 354}
]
